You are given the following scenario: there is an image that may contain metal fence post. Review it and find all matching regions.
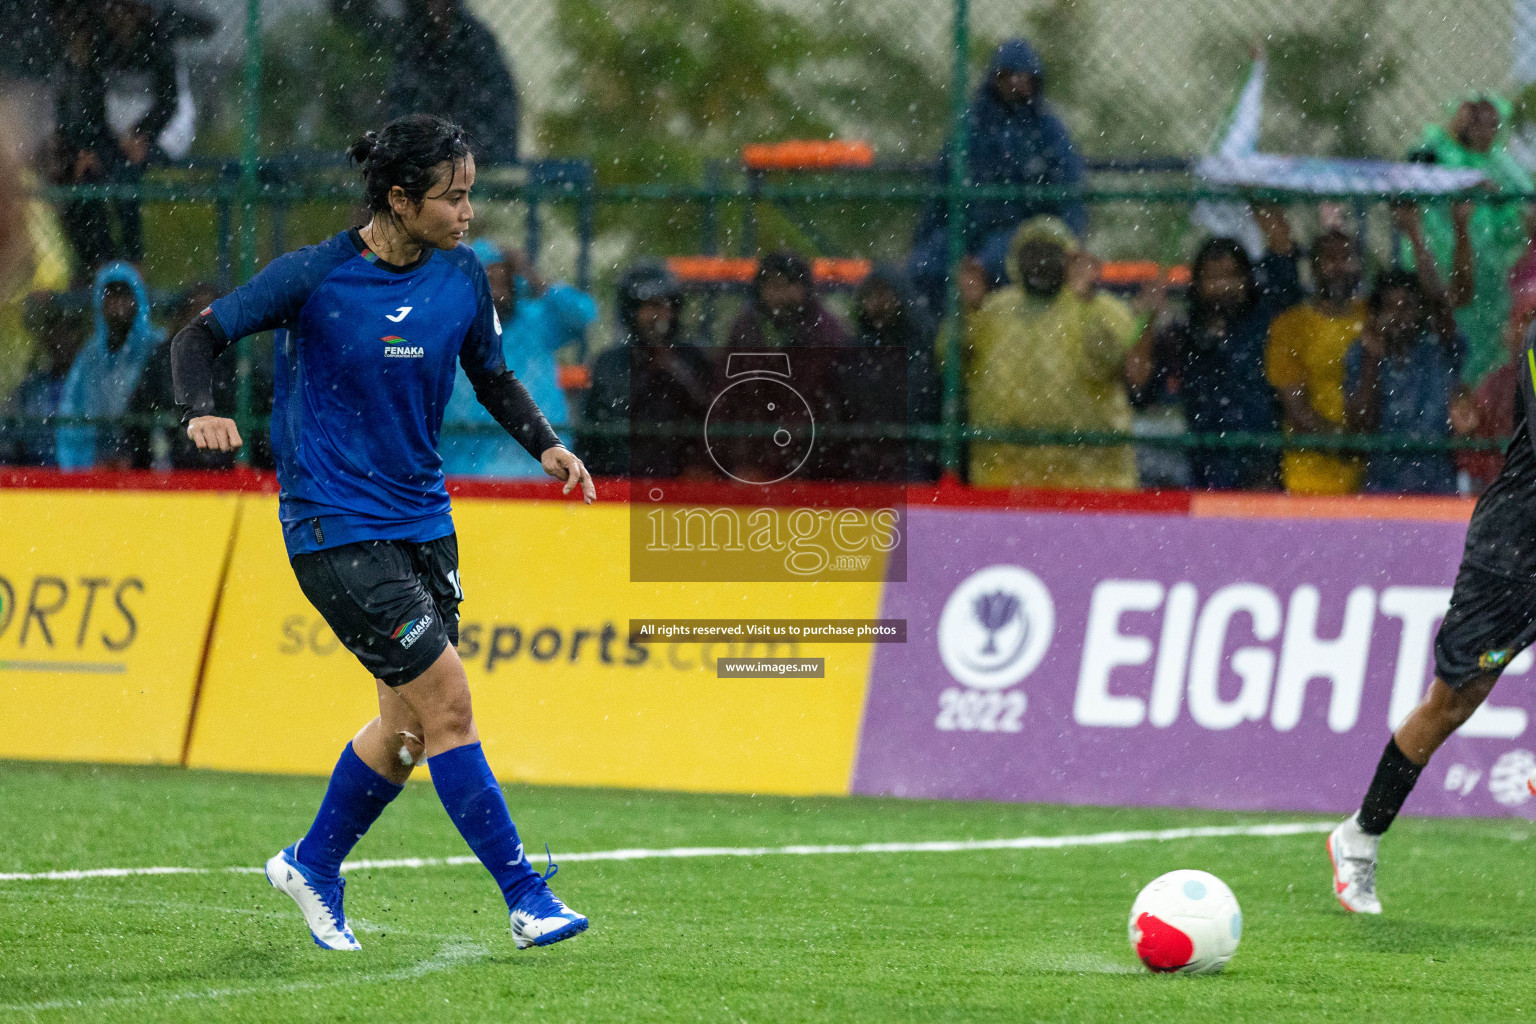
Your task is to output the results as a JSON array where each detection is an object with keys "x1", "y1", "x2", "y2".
[
  {"x1": 234, "y1": 0, "x2": 262, "y2": 466},
  {"x1": 939, "y1": 0, "x2": 970, "y2": 478},
  {"x1": 576, "y1": 164, "x2": 594, "y2": 294},
  {"x1": 215, "y1": 161, "x2": 235, "y2": 292}
]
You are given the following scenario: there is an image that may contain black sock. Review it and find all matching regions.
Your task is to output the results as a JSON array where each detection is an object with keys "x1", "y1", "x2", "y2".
[{"x1": 1356, "y1": 736, "x2": 1426, "y2": 836}]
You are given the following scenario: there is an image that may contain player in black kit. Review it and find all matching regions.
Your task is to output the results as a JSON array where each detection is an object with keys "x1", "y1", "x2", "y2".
[{"x1": 1329, "y1": 341, "x2": 1536, "y2": 913}]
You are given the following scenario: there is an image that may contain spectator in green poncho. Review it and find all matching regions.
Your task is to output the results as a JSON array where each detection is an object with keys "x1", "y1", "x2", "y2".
[{"x1": 1403, "y1": 95, "x2": 1532, "y2": 386}]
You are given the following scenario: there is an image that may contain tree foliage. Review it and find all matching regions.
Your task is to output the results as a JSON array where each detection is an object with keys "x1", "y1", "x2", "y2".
[
  {"x1": 537, "y1": 0, "x2": 962, "y2": 261},
  {"x1": 539, "y1": 0, "x2": 954, "y2": 185}
]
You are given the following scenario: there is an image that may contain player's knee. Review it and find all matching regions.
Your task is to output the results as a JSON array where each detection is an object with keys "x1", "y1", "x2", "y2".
[{"x1": 423, "y1": 691, "x2": 475, "y2": 742}]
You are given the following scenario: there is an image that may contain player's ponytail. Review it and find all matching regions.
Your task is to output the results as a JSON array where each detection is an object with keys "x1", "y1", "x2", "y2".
[{"x1": 349, "y1": 115, "x2": 474, "y2": 220}]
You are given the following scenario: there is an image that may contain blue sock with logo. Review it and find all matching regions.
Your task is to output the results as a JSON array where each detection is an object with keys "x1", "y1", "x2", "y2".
[
  {"x1": 428, "y1": 742, "x2": 542, "y2": 908},
  {"x1": 294, "y1": 743, "x2": 403, "y2": 880}
]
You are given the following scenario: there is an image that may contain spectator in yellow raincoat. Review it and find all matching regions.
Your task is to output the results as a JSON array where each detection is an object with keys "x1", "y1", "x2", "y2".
[{"x1": 961, "y1": 216, "x2": 1154, "y2": 489}]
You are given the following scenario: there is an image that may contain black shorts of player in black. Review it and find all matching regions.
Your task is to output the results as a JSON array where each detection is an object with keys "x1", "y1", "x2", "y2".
[
  {"x1": 1350, "y1": 412, "x2": 1536, "y2": 845},
  {"x1": 291, "y1": 534, "x2": 463, "y2": 687}
]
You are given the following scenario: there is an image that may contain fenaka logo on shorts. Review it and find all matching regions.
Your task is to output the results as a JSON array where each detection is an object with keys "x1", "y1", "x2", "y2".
[
  {"x1": 392, "y1": 614, "x2": 433, "y2": 648},
  {"x1": 1480, "y1": 649, "x2": 1513, "y2": 671},
  {"x1": 382, "y1": 335, "x2": 425, "y2": 358}
]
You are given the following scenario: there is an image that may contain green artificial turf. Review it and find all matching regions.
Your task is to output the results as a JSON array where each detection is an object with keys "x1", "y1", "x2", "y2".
[{"x1": 1, "y1": 759, "x2": 1533, "y2": 1022}]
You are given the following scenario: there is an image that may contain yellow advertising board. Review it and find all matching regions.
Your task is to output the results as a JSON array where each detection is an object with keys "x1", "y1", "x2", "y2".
[
  {"x1": 188, "y1": 497, "x2": 885, "y2": 795},
  {"x1": 186, "y1": 497, "x2": 382, "y2": 775},
  {"x1": 0, "y1": 490, "x2": 239, "y2": 764}
]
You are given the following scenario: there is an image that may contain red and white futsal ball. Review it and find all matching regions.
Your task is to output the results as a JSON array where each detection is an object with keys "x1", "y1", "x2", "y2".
[{"x1": 1128, "y1": 869, "x2": 1241, "y2": 974}]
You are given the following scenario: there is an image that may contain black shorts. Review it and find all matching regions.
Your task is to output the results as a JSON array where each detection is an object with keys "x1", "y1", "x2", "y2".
[
  {"x1": 1434, "y1": 563, "x2": 1536, "y2": 689},
  {"x1": 291, "y1": 534, "x2": 462, "y2": 687}
]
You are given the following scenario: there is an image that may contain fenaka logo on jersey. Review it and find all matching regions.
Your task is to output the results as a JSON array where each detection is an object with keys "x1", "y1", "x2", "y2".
[
  {"x1": 382, "y1": 335, "x2": 425, "y2": 358},
  {"x1": 392, "y1": 614, "x2": 433, "y2": 648}
]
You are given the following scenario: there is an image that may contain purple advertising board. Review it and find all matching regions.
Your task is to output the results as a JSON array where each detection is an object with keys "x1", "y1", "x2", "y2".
[{"x1": 853, "y1": 508, "x2": 1536, "y2": 819}]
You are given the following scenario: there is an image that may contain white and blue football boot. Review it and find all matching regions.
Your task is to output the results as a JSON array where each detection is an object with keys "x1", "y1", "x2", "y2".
[
  {"x1": 510, "y1": 852, "x2": 588, "y2": 949},
  {"x1": 265, "y1": 842, "x2": 362, "y2": 950}
]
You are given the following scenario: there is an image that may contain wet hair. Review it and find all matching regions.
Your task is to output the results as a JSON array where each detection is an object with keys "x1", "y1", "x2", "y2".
[
  {"x1": 1188, "y1": 236, "x2": 1256, "y2": 315},
  {"x1": 347, "y1": 114, "x2": 474, "y2": 217},
  {"x1": 1367, "y1": 268, "x2": 1424, "y2": 317}
]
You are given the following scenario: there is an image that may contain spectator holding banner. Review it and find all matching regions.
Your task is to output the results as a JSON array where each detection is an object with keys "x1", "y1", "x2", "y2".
[
  {"x1": 1143, "y1": 206, "x2": 1300, "y2": 490},
  {"x1": 1402, "y1": 95, "x2": 1532, "y2": 386}
]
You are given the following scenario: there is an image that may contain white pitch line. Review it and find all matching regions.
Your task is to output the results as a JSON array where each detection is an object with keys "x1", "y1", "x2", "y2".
[{"x1": 0, "y1": 821, "x2": 1334, "y2": 883}]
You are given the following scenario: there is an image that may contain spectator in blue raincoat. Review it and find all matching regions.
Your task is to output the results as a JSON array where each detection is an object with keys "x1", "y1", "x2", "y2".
[
  {"x1": 439, "y1": 240, "x2": 595, "y2": 477},
  {"x1": 909, "y1": 38, "x2": 1086, "y2": 312},
  {"x1": 55, "y1": 260, "x2": 163, "y2": 469}
]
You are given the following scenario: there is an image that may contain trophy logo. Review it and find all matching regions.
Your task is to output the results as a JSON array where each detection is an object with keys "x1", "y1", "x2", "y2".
[{"x1": 938, "y1": 565, "x2": 1055, "y2": 691}]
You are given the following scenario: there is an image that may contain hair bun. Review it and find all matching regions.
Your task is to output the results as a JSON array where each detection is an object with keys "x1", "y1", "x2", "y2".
[{"x1": 347, "y1": 131, "x2": 380, "y2": 165}]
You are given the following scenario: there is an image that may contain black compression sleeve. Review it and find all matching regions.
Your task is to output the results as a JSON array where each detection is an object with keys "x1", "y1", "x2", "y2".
[
  {"x1": 170, "y1": 314, "x2": 231, "y2": 424},
  {"x1": 466, "y1": 368, "x2": 564, "y2": 461}
]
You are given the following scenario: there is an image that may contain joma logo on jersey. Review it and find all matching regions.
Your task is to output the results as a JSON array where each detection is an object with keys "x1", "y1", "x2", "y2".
[
  {"x1": 392, "y1": 614, "x2": 433, "y2": 648},
  {"x1": 382, "y1": 335, "x2": 425, "y2": 358}
]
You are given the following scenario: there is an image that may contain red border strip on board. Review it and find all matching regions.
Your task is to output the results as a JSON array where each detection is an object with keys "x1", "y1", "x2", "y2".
[
  {"x1": 0, "y1": 467, "x2": 1479, "y2": 521},
  {"x1": 0, "y1": 468, "x2": 1189, "y2": 513},
  {"x1": 0, "y1": 466, "x2": 282, "y2": 493}
]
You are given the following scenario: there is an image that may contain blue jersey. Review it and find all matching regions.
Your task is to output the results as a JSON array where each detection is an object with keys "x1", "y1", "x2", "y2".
[{"x1": 210, "y1": 228, "x2": 506, "y2": 557}]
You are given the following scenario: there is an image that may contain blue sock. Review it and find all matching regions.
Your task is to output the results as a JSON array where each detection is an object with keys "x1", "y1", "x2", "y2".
[
  {"x1": 428, "y1": 742, "x2": 541, "y2": 907},
  {"x1": 293, "y1": 743, "x2": 403, "y2": 880}
]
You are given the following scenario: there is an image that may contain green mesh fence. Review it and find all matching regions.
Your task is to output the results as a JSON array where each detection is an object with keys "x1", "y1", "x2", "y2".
[{"x1": 7, "y1": 0, "x2": 1535, "y2": 487}]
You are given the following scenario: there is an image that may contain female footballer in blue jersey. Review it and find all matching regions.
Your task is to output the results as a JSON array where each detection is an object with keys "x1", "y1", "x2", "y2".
[{"x1": 171, "y1": 114, "x2": 595, "y2": 951}]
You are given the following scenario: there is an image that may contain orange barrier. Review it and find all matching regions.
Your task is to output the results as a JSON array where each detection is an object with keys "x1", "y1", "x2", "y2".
[
  {"x1": 811, "y1": 258, "x2": 873, "y2": 286},
  {"x1": 1098, "y1": 261, "x2": 1191, "y2": 287},
  {"x1": 667, "y1": 256, "x2": 756, "y2": 283},
  {"x1": 742, "y1": 140, "x2": 876, "y2": 171},
  {"x1": 557, "y1": 364, "x2": 591, "y2": 390},
  {"x1": 665, "y1": 256, "x2": 874, "y2": 287},
  {"x1": 665, "y1": 255, "x2": 1187, "y2": 290},
  {"x1": 1190, "y1": 492, "x2": 1475, "y2": 522}
]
